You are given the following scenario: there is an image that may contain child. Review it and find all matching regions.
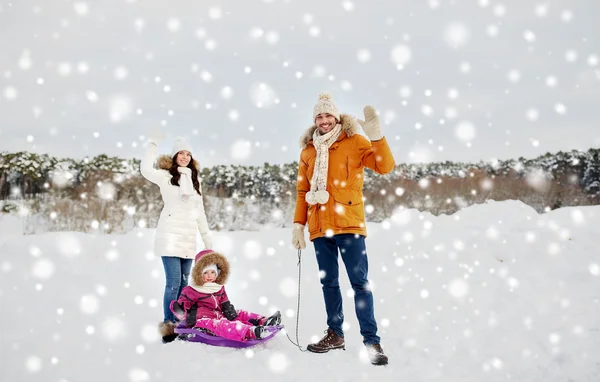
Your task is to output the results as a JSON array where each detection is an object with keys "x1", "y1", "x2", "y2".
[{"x1": 170, "y1": 249, "x2": 281, "y2": 342}]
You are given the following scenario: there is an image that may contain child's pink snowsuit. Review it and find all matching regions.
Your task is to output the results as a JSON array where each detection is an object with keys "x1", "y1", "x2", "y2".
[
  {"x1": 170, "y1": 249, "x2": 266, "y2": 342},
  {"x1": 172, "y1": 284, "x2": 264, "y2": 341}
]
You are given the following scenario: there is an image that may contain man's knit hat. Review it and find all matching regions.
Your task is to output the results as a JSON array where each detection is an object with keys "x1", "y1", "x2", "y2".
[
  {"x1": 312, "y1": 93, "x2": 340, "y2": 122},
  {"x1": 171, "y1": 136, "x2": 194, "y2": 157}
]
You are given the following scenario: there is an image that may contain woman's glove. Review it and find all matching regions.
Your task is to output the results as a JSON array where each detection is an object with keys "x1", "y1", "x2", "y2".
[
  {"x1": 147, "y1": 127, "x2": 165, "y2": 146},
  {"x1": 201, "y1": 232, "x2": 212, "y2": 250}
]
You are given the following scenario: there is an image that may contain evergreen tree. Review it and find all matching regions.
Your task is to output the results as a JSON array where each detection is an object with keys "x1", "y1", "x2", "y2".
[{"x1": 582, "y1": 152, "x2": 600, "y2": 196}]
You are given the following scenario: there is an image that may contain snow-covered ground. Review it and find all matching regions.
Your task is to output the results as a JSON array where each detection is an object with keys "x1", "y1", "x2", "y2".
[{"x1": 1, "y1": 200, "x2": 599, "y2": 382}]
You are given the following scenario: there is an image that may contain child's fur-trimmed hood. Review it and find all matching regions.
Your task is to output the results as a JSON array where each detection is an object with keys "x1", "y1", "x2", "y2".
[{"x1": 191, "y1": 250, "x2": 230, "y2": 287}]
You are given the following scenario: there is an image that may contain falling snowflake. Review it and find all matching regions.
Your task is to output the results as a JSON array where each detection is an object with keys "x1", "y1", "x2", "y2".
[
  {"x1": 523, "y1": 30, "x2": 536, "y2": 42},
  {"x1": 73, "y1": 2, "x2": 89, "y2": 16},
  {"x1": 109, "y1": 95, "x2": 133, "y2": 122},
  {"x1": 97, "y1": 182, "x2": 117, "y2": 200},
  {"x1": 18, "y1": 50, "x2": 33, "y2": 70},
  {"x1": 565, "y1": 49, "x2": 578, "y2": 62},
  {"x1": 114, "y1": 66, "x2": 129, "y2": 80},
  {"x1": 231, "y1": 140, "x2": 252, "y2": 161},
  {"x1": 265, "y1": 31, "x2": 280, "y2": 45},
  {"x1": 129, "y1": 368, "x2": 150, "y2": 382},
  {"x1": 589, "y1": 263, "x2": 599, "y2": 276},
  {"x1": 487, "y1": 24, "x2": 500, "y2": 37},
  {"x1": 554, "y1": 103, "x2": 567, "y2": 115},
  {"x1": 221, "y1": 86, "x2": 234, "y2": 100},
  {"x1": 57, "y1": 233, "x2": 82, "y2": 258},
  {"x1": 208, "y1": 7, "x2": 223, "y2": 20},
  {"x1": 57, "y1": 62, "x2": 72, "y2": 76},
  {"x1": 342, "y1": 1, "x2": 355, "y2": 11},
  {"x1": 243, "y1": 240, "x2": 263, "y2": 259},
  {"x1": 455, "y1": 121, "x2": 476, "y2": 142},
  {"x1": 3, "y1": 86, "x2": 17, "y2": 100},
  {"x1": 249, "y1": 82, "x2": 277, "y2": 108},
  {"x1": 448, "y1": 279, "x2": 469, "y2": 298},
  {"x1": 391, "y1": 45, "x2": 412, "y2": 68},
  {"x1": 102, "y1": 316, "x2": 127, "y2": 342},
  {"x1": 357, "y1": 49, "x2": 372, "y2": 63},
  {"x1": 140, "y1": 324, "x2": 160, "y2": 343},
  {"x1": 444, "y1": 23, "x2": 470, "y2": 48},
  {"x1": 279, "y1": 277, "x2": 297, "y2": 297},
  {"x1": 166, "y1": 18, "x2": 181, "y2": 32},
  {"x1": 525, "y1": 169, "x2": 551, "y2": 192},
  {"x1": 526, "y1": 108, "x2": 539, "y2": 121},
  {"x1": 32, "y1": 259, "x2": 55, "y2": 279},
  {"x1": 267, "y1": 353, "x2": 290, "y2": 373},
  {"x1": 25, "y1": 356, "x2": 42, "y2": 373}
]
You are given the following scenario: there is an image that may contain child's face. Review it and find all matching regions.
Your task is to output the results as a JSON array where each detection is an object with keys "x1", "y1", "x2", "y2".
[{"x1": 203, "y1": 269, "x2": 217, "y2": 283}]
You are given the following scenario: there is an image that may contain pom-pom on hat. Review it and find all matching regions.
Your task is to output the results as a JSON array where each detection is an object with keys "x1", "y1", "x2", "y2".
[
  {"x1": 312, "y1": 93, "x2": 340, "y2": 122},
  {"x1": 171, "y1": 136, "x2": 194, "y2": 157}
]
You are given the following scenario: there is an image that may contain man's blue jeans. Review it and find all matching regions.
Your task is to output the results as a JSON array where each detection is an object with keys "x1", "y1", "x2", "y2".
[
  {"x1": 313, "y1": 234, "x2": 380, "y2": 345},
  {"x1": 161, "y1": 256, "x2": 192, "y2": 323}
]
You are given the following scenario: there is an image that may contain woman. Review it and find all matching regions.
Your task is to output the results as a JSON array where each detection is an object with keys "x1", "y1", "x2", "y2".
[{"x1": 140, "y1": 135, "x2": 212, "y2": 343}]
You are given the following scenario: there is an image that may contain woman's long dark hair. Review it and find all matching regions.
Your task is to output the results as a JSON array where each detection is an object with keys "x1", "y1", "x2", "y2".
[{"x1": 169, "y1": 155, "x2": 201, "y2": 195}]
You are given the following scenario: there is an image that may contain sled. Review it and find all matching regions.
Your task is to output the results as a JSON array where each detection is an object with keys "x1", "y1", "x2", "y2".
[{"x1": 174, "y1": 323, "x2": 284, "y2": 348}]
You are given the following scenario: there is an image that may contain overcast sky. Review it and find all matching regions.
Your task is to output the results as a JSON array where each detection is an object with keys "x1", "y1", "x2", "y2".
[{"x1": 0, "y1": 0, "x2": 599, "y2": 167}]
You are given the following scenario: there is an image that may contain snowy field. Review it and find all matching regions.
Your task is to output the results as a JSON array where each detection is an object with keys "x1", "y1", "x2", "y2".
[{"x1": 1, "y1": 200, "x2": 599, "y2": 382}]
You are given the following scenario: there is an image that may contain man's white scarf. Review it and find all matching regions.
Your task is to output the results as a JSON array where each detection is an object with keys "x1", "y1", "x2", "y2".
[
  {"x1": 305, "y1": 124, "x2": 342, "y2": 205},
  {"x1": 190, "y1": 282, "x2": 222, "y2": 294},
  {"x1": 178, "y1": 167, "x2": 194, "y2": 201}
]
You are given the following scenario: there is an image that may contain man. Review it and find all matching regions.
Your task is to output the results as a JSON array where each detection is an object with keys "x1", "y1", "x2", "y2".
[{"x1": 291, "y1": 93, "x2": 395, "y2": 366}]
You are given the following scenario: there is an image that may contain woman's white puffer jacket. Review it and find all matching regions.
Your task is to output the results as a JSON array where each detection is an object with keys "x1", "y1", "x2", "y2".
[{"x1": 140, "y1": 142, "x2": 211, "y2": 259}]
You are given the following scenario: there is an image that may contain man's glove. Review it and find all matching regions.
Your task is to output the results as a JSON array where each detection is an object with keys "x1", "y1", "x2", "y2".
[
  {"x1": 221, "y1": 301, "x2": 238, "y2": 321},
  {"x1": 291, "y1": 223, "x2": 306, "y2": 250},
  {"x1": 357, "y1": 106, "x2": 383, "y2": 141}
]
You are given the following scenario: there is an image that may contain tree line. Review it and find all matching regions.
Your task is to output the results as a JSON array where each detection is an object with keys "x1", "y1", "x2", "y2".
[{"x1": 1, "y1": 148, "x2": 599, "y2": 202}]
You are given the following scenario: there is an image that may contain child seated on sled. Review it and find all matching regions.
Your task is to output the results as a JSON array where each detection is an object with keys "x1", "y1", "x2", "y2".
[{"x1": 170, "y1": 249, "x2": 281, "y2": 342}]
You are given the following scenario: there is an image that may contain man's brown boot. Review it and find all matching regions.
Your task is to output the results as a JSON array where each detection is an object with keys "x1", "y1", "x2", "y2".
[
  {"x1": 366, "y1": 343, "x2": 388, "y2": 365},
  {"x1": 306, "y1": 328, "x2": 345, "y2": 353}
]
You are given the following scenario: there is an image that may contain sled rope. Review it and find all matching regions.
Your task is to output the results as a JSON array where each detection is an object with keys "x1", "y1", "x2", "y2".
[{"x1": 285, "y1": 249, "x2": 308, "y2": 352}]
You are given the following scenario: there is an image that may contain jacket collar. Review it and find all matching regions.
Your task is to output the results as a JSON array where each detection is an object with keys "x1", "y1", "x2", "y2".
[{"x1": 299, "y1": 114, "x2": 360, "y2": 149}]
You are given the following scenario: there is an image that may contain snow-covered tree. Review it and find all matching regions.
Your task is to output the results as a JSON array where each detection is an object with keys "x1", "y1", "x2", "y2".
[{"x1": 582, "y1": 151, "x2": 600, "y2": 197}]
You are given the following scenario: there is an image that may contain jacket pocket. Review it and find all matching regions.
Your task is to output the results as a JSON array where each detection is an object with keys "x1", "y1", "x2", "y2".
[
  {"x1": 332, "y1": 189, "x2": 365, "y2": 228},
  {"x1": 346, "y1": 155, "x2": 363, "y2": 181}
]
